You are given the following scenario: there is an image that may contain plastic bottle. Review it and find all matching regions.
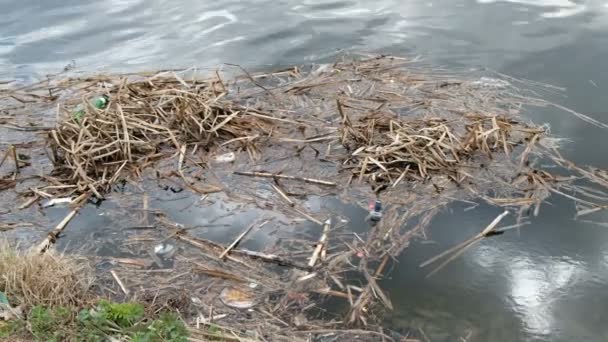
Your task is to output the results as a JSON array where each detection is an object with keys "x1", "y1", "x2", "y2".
[
  {"x1": 73, "y1": 95, "x2": 109, "y2": 122},
  {"x1": 369, "y1": 200, "x2": 382, "y2": 221}
]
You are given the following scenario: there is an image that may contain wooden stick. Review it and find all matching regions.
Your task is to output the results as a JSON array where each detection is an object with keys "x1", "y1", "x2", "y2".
[
  {"x1": 348, "y1": 255, "x2": 390, "y2": 324},
  {"x1": 308, "y1": 219, "x2": 331, "y2": 268},
  {"x1": 279, "y1": 135, "x2": 339, "y2": 143},
  {"x1": 0, "y1": 147, "x2": 10, "y2": 169},
  {"x1": 234, "y1": 171, "x2": 337, "y2": 187},
  {"x1": 210, "y1": 110, "x2": 241, "y2": 133},
  {"x1": 110, "y1": 270, "x2": 130, "y2": 295},
  {"x1": 177, "y1": 145, "x2": 186, "y2": 172},
  {"x1": 271, "y1": 183, "x2": 294, "y2": 206},
  {"x1": 192, "y1": 264, "x2": 248, "y2": 283},
  {"x1": 419, "y1": 236, "x2": 478, "y2": 268},
  {"x1": 292, "y1": 207, "x2": 323, "y2": 225},
  {"x1": 219, "y1": 220, "x2": 269, "y2": 260},
  {"x1": 18, "y1": 195, "x2": 40, "y2": 210},
  {"x1": 363, "y1": 266, "x2": 393, "y2": 310},
  {"x1": 36, "y1": 207, "x2": 81, "y2": 253},
  {"x1": 233, "y1": 248, "x2": 312, "y2": 271},
  {"x1": 313, "y1": 287, "x2": 350, "y2": 299},
  {"x1": 142, "y1": 192, "x2": 149, "y2": 226},
  {"x1": 421, "y1": 210, "x2": 510, "y2": 277},
  {"x1": 11, "y1": 145, "x2": 19, "y2": 176},
  {"x1": 481, "y1": 210, "x2": 510, "y2": 236},
  {"x1": 424, "y1": 239, "x2": 479, "y2": 278},
  {"x1": 174, "y1": 230, "x2": 311, "y2": 271}
]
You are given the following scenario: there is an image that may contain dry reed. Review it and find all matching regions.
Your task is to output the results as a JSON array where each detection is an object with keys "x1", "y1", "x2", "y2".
[
  {"x1": 0, "y1": 240, "x2": 93, "y2": 309},
  {"x1": 45, "y1": 71, "x2": 269, "y2": 197}
]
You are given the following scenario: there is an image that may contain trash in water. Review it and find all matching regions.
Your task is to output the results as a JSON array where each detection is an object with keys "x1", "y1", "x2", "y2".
[
  {"x1": 0, "y1": 305, "x2": 22, "y2": 321},
  {"x1": 368, "y1": 199, "x2": 383, "y2": 222},
  {"x1": 213, "y1": 152, "x2": 236, "y2": 163},
  {"x1": 154, "y1": 243, "x2": 175, "y2": 257},
  {"x1": 197, "y1": 313, "x2": 228, "y2": 324},
  {"x1": 471, "y1": 77, "x2": 510, "y2": 89},
  {"x1": 219, "y1": 287, "x2": 256, "y2": 309},
  {"x1": 41, "y1": 197, "x2": 73, "y2": 208},
  {"x1": 293, "y1": 313, "x2": 308, "y2": 327},
  {"x1": 0, "y1": 292, "x2": 22, "y2": 321},
  {"x1": 73, "y1": 95, "x2": 109, "y2": 122}
]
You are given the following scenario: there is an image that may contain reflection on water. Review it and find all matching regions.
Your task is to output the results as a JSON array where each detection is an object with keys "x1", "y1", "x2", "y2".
[
  {"x1": 3, "y1": 0, "x2": 608, "y2": 341},
  {"x1": 3, "y1": 0, "x2": 608, "y2": 75},
  {"x1": 385, "y1": 199, "x2": 608, "y2": 341}
]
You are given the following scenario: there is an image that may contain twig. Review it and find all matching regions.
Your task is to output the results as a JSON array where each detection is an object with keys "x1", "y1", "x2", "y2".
[
  {"x1": 234, "y1": 171, "x2": 337, "y2": 187},
  {"x1": 18, "y1": 195, "x2": 40, "y2": 209},
  {"x1": 313, "y1": 288, "x2": 350, "y2": 299},
  {"x1": 232, "y1": 248, "x2": 312, "y2": 271},
  {"x1": 142, "y1": 192, "x2": 149, "y2": 226},
  {"x1": 308, "y1": 219, "x2": 331, "y2": 268},
  {"x1": 36, "y1": 204, "x2": 86, "y2": 253},
  {"x1": 220, "y1": 220, "x2": 270, "y2": 259},
  {"x1": 11, "y1": 145, "x2": 19, "y2": 176},
  {"x1": 110, "y1": 270, "x2": 130, "y2": 295},
  {"x1": 192, "y1": 264, "x2": 248, "y2": 283},
  {"x1": 0, "y1": 148, "x2": 10, "y2": 169},
  {"x1": 348, "y1": 255, "x2": 390, "y2": 324},
  {"x1": 174, "y1": 230, "x2": 311, "y2": 271},
  {"x1": 271, "y1": 183, "x2": 295, "y2": 206},
  {"x1": 225, "y1": 63, "x2": 275, "y2": 98},
  {"x1": 421, "y1": 210, "x2": 509, "y2": 277},
  {"x1": 292, "y1": 207, "x2": 323, "y2": 226}
]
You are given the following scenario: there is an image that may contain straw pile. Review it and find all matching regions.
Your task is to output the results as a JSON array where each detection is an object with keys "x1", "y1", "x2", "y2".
[
  {"x1": 223, "y1": 55, "x2": 608, "y2": 325},
  {"x1": 0, "y1": 240, "x2": 93, "y2": 309},
  {"x1": 340, "y1": 111, "x2": 543, "y2": 188},
  {"x1": 46, "y1": 72, "x2": 268, "y2": 197}
]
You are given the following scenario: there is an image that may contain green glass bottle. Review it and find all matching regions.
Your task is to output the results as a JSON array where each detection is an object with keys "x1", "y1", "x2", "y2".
[{"x1": 73, "y1": 95, "x2": 109, "y2": 122}]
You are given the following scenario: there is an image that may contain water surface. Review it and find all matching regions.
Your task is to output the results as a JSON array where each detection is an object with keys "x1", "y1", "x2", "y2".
[{"x1": 2, "y1": 1, "x2": 608, "y2": 341}]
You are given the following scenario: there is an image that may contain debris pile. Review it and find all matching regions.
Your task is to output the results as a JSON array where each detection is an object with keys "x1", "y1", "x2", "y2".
[
  {"x1": 2, "y1": 55, "x2": 608, "y2": 340},
  {"x1": 45, "y1": 72, "x2": 270, "y2": 198}
]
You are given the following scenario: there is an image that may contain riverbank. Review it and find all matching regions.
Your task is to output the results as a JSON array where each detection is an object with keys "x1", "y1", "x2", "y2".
[{"x1": 0, "y1": 241, "x2": 191, "y2": 341}]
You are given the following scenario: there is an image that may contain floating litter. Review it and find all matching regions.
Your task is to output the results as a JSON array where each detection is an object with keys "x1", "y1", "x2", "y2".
[
  {"x1": 42, "y1": 197, "x2": 73, "y2": 208},
  {"x1": 213, "y1": 152, "x2": 236, "y2": 163},
  {"x1": 219, "y1": 287, "x2": 256, "y2": 309},
  {"x1": 154, "y1": 243, "x2": 175, "y2": 257}
]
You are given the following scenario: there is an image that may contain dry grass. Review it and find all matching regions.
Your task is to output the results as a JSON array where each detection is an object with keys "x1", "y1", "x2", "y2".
[
  {"x1": 0, "y1": 240, "x2": 93, "y2": 309},
  {"x1": 41, "y1": 71, "x2": 270, "y2": 198},
  {"x1": 340, "y1": 111, "x2": 544, "y2": 189}
]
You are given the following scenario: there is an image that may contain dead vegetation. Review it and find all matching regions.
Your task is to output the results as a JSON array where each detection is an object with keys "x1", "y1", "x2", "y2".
[
  {"x1": 0, "y1": 240, "x2": 93, "y2": 309},
  {"x1": 2, "y1": 55, "x2": 608, "y2": 340},
  {"x1": 45, "y1": 72, "x2": 272, "y2": 199}
]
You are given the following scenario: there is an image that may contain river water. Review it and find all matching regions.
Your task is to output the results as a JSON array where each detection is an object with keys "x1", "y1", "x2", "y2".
[{"x1": 2, "y1": 1, "x2": 608, "y2": 341}]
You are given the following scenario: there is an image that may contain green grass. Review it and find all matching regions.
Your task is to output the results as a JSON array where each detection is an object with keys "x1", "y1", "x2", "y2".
[
  {"x1": 2, "y1": 301, "x2": 188, "y2": 342},
  {"x1": 0, "y1": 243, "x2": 189, "y2": 341}
]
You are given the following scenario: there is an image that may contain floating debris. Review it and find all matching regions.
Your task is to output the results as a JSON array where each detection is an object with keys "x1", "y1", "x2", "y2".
[
  {"x1": 41, "y1": 197, "x2": 73, "y2": 208},
  {"x1": 153, "y1": 243, "x2": 175, "y2": 258},
  {"x1": 471, "y1": 76, "x2": 510, "y2": 89},
  {"x1": 72, "y1": 95, "x2": 109, "y2": 122},
  {"x1": 368, "y1": 200, "x2": 383, "y2": 222},
  {"x1": 213, "y1": 152, "x2": 236, "y2": 163},
  {"x1": 3, "y1": 54, "x2": 608, "y2": 340},
  {"x1": 219, "y1": 287, "x2": 256, "y2": 309}
]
